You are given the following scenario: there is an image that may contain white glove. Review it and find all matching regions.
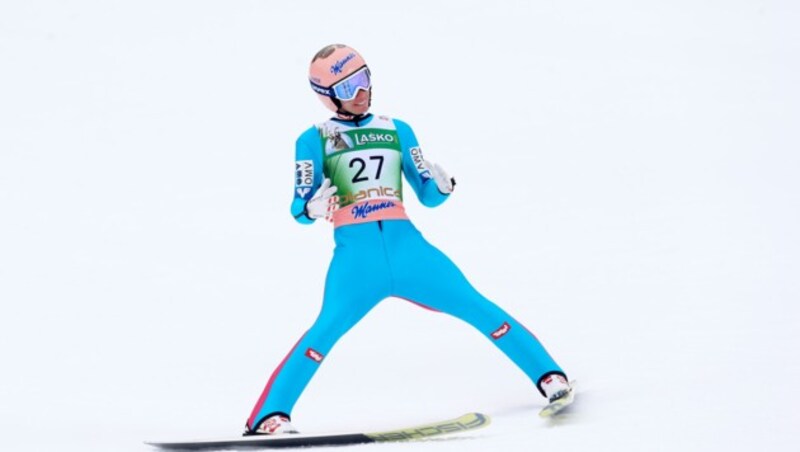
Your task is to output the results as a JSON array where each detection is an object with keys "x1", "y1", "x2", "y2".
[
  {"x1": 304, "y1": 178, "x2": 339, "y2": 220},
  {"x1": 423, "y1": 161, "x2": 456, "y2": 194}
]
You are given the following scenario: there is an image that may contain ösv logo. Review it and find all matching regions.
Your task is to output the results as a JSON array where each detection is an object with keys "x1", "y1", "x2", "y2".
[
  {"x1": 491, "y1": 322, "x2": 511, "y2": 339},
  {"x1": 305, "y1": 348, "x2": 324, "y2": 363}
]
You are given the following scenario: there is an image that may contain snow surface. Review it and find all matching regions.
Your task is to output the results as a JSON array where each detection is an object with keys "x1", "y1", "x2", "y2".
[{"x1": 1, "y1": 1, "x2": 799, "y2": 451}]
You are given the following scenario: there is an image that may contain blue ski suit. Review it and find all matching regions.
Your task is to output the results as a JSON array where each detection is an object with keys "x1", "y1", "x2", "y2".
[{"x1": 247, "y1": 114, "x2": 565, "y2": 430}]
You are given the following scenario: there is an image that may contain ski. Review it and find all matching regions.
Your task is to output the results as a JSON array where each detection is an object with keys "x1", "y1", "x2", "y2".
[{"x1": 147, "y1": 412, "x2": 490, "y2": 450}]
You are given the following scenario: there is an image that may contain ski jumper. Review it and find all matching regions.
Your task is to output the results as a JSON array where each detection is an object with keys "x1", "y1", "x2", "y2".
[{"x1": 247, "y1": 114, "x2": 565, "y2": 430}]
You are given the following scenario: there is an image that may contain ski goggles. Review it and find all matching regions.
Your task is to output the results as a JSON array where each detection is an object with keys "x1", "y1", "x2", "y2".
[{"x1": 309, "y1": 66, "x2": 371, "y2": 101}]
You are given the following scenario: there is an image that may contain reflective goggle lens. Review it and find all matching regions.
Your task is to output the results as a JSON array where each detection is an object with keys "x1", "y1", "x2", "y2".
[{"x1": 331, "y1": 66, "x2": 371, "y2": 101}]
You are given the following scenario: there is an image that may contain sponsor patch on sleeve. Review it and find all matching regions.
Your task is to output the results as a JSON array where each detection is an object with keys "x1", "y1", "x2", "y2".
[
  {"x1": 295, "y1": 160, "x2": 314, "y2": 200},
  {"x1": 410, "y1": 147, "x2": 431, "y2": 181}
]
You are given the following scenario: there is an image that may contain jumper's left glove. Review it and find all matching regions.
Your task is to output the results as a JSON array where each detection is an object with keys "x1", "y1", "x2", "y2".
[{"x1": 423, "y1": 161, "x2": 456, "y2": 194}]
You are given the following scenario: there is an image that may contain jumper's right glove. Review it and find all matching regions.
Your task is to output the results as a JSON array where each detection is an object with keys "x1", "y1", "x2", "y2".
[
  {"x1": 304, "y1": 178, "x2": 339, "y2": 220},
  {"x1": 423, "y1": 161, "x2": 456, "y2": 194}
]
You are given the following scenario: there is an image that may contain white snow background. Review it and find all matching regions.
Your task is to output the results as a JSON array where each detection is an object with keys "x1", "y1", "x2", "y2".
[{"x1": 1, "y1": 1, "x2": 798, "y2": 451}]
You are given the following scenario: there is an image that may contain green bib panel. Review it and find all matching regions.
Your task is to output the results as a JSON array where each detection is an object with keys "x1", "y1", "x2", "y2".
[{"x1": 318, "y1": 118, "x2": 404, "y2": 209}]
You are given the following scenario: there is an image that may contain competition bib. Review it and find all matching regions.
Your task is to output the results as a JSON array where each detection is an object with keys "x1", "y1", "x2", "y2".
[{"x1": 317, "y1": 117, "x2": 409, "y2": 226}]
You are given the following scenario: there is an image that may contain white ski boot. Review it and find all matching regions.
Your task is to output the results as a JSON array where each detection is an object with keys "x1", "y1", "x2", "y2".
[{"x1": 539, "y1": 374, "x2": 576, "y2": 417}]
